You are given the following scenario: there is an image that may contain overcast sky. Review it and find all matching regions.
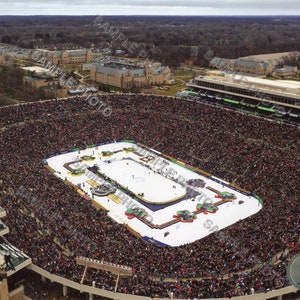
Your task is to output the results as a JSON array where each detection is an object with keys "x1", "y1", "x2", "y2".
[{"x1": 0, "y1": 0, "x2": 299, "y2": 16}]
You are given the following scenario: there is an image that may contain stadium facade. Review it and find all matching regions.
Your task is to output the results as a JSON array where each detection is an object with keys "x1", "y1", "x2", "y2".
[{"x1": 186, "y1": 74, "x2": 300, "y2": 125}]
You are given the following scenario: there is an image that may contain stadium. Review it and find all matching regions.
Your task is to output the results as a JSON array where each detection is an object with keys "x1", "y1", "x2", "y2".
[{"x1": 0, "y1": 93, "x2": 299, "y2": 299}]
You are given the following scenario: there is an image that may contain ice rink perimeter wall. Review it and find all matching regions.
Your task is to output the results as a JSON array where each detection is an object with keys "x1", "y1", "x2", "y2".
[{"x1": 28, "y1": 264, "x2": 298, "y2": 300}]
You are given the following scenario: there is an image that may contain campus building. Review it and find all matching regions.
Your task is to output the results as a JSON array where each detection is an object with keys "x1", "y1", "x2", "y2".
[
  {"x1": 272, "y1": 65, "x2": 300, "y2": 77},
  {"x1": 209, "y1": 57, "x2": 274, "y2": 76},
  {"x1": 22, "y1": 67, "x2": 68, "y2": 98},
  {"x1": 36, "y1": 49, "x2": 94, "y2": 65},
  {"x1": 90, "y1": 60, "x2": 171, "y2": 89},
  {"x1": 23, "y1": 73, "x2": 60, "y2": 90}
]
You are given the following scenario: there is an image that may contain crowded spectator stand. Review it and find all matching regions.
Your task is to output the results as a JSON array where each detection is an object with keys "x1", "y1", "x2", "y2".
[{"x1": 0, "y1": 94, "x2": 299, "y2": 298}]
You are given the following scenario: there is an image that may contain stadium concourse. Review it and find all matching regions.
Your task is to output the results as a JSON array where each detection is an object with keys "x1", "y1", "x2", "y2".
[{"x1": 0, "y1": 94, "x2": 299, "y2": 299}]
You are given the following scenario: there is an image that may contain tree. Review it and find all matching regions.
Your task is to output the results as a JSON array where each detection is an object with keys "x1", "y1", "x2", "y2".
[{"x1": 279, "y1": 52, "x2": 300, "y2": 69}]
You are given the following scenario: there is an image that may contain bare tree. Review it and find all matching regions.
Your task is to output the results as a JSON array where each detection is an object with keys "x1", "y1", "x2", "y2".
[{"x1": 279, "y1": 52, "x2": 300, "y2": 68}]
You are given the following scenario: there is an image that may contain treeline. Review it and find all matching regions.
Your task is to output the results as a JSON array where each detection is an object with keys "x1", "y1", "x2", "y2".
[
  {"x1": 0, "y1": 66, "x2": 24, "y2": 96},
  {"x1": 0, "y1": 66, "x2": 46, "y2": 102},
  {"x1": 1, "y1": 16, "x2": 300, "y2": 67}
]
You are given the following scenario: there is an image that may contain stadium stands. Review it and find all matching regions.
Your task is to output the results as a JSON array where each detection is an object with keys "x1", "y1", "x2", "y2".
[{"x1": 0, "y1": 94, "x2": 299, "y2": 298}]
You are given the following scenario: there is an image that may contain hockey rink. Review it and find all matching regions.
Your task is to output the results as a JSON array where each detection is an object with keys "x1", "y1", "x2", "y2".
[{"x1": 45, "y1": 141, "x2": 263, "y2": 247}]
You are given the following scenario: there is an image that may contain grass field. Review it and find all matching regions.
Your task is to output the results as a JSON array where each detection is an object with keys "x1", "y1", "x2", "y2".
[{"x1": 148, "y1": 69, "x2": 196, "y2": 96}]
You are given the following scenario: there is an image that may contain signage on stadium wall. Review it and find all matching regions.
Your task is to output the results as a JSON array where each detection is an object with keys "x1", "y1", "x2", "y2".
[{"x1": 142, "y1": 236, "x2": 168, "y2": 247}]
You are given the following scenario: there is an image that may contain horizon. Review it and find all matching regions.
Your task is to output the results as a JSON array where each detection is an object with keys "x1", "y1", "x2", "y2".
[
  {"x1": 0, "y1": 14, "x2": 300, "y2": 17},
  {"x1": 0, "y1": 14, "x2": 299, "y2": 18}
]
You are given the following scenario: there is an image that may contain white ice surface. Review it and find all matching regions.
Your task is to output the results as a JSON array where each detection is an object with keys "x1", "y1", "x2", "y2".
[{"x1": 46, "y1": 142, "x2": 262, "y2": 247}]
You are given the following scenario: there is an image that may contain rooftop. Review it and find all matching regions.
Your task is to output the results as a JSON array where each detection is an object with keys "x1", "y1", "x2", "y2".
[
  {"x1": 232, "y1": 74, "x2": 300, "y2": 91},
  {"x1": 195, "y1": 74, "x2": 300, "y2": 97},
  {"x1": 69, "y1": 86, "x2": 97, "y2": 94},
  {"x1": 95, "y1": 61, "x2": 146, "y2": 76},
  {"x1": 24, "y1": 73, "x2": 57, "y2": 81},
  {"x1": 65, "y1": 49, "x2": 89, "y2": 56},
  {"x1": 273, "y1": 65, "x2": 299, "y2": 73},
  {"x1": 22, "y1": 66, "x2": 52, "y2": 74},
  {"x1": 240, "y1": 51, "x2": 299, "y2": 63}
]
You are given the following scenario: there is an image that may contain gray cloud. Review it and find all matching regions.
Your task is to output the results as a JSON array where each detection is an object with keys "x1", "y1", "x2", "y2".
[
  {"x1": 0, "y1": 0, "x2": 298, "y2": 7},
  {"x1": 105, "y1": 0, "x2": 300, "y2": 9},
  {"x1": 0, "y1": 0, "x2": 299, "y2": 15}
]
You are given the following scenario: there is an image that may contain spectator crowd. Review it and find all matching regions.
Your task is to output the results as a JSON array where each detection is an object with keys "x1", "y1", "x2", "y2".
[{"x1": 0, "y1": 94, "x2": 299, "y2": 299}]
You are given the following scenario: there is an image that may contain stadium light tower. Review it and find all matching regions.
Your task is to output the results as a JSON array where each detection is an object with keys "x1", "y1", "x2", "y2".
[{"x1": 76, "y1": 256, "x2": 133, "y2": 293}]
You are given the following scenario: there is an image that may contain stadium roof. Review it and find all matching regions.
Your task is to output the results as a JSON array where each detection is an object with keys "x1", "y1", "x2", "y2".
[{"x1": 231, "y1": 74, "x2": 300, "y2": 92}]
